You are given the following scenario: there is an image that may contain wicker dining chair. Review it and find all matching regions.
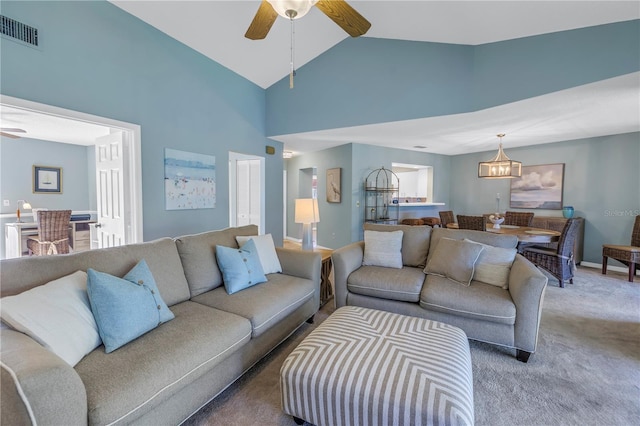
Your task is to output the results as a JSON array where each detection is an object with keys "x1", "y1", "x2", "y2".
[
  {"x1": 456, "y1": 215, "x2": 486, "y2": 231},
  {"x1": 27, "y1": 210, "x2": 72, "y2": 256},
  {"x1": 504, "y1": 211, "x2": 534, "y2": 227},
  {"x1": 439, "y1": 210, "x2": 455, "y2": 228},
  {"x1": 522, "y1": 218, "x2": 580, "y2": 288},
  {"x1": 602, "y1": 215, "x2": 640, "y2": 282}
]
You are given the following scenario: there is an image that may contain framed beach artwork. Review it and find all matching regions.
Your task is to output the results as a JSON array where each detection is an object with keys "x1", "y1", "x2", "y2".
[
  {"x1": 164, "y1": 148, "x2": 216, "y2": 210},
  {"x1": 33, "y1": 165, "x2": 62, "y2": 194},
  {"x1": 326, "y1": 168, "x2": 341, "y2": 203},
  {"x1": 510, "y1": 163, "x2": 565, "y2": 209}
]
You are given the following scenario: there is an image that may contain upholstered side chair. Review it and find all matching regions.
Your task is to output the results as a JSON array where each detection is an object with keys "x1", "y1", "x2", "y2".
[
  {"x1": 504, "y1": 211, "x2": 534, "y2": 227},
  {"x1": 27, "y1": 210, "x2": 72, "y2": 256},
  {"x1": 602, "y1": 215, "x2": 640, "y2": 282},
  {"x1": 456, "y1": 215, "x2": 486, "y2": 231},
  {"x1": 522, "y1": 218, "x2": 580, "y2": 287}
]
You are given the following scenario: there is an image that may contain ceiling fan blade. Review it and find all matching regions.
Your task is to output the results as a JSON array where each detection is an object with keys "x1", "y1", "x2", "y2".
[
  {"x1": 245, "y1": 0, "x2": 278, "y2": 40},
  {"x1": 316, "y1": 0, "x2": 371, "y2": 37},
  {"x1": 0, "y1": 128, "x2": 26, "y2": 133},
  {"x1": 1, "y1": 131, "x2": 21, "y2": 139}
]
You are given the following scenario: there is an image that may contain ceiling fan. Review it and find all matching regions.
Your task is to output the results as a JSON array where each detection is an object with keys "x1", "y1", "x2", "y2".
[
  {"x1": 245, "y1": 0, "x2": 371, "y2": 40},
  {"x1": 0, "y1": 128, "x2": 26, "y2": 139}
]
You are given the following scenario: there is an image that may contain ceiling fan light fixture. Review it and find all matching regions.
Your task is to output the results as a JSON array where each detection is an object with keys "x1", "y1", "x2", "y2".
[
  {"x1": 478, "y1": 134, "x2": 522, "y2": 179},
  {"x1": 267, "y1": 0, "x2": 318, "y2": 20}
]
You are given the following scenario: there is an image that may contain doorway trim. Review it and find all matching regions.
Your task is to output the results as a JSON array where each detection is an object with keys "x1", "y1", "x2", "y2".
[
  {"x1": 0, "y1": 94, "x2": 143, "y2": 244},
  {"x1": 228, "y1": 151, "x2": 265, "y2": 233}
]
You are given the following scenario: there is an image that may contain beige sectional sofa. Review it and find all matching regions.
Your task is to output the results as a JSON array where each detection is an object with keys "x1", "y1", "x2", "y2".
[
  {"x1": 0, "y1": 225, "x2": 320, "y2": 425},
  {"x1": 332, "y1": 223, "x2": 548, "y2": 362}
]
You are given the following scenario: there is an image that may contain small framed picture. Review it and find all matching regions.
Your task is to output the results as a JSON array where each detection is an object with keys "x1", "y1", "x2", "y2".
[
  {"x1": 327, "y1": 168, "x2": 341, "y2": 203},
  {"x1": 33, "y1": 165, "x2": 62, "y2": 194}
]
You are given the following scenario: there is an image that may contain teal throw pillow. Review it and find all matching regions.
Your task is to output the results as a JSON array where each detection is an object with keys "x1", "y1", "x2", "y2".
[
  {"x1": 87, "y1": 259, "x2": 175, "y2": 353},
  {"x1": 216, "y1": 239, "x2": 267, "y2": 294}
]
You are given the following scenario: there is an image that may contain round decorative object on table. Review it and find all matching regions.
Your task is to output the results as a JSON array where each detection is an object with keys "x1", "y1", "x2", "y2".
[
  {"x1": 562, "y1": 206, "x2": 574, "y2": 219},
  {"x1": 489, "y1": 214, "x2": 505, "y2": 229}
]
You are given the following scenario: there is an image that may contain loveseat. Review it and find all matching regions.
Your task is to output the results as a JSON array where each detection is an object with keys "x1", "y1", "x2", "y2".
[
  {"x1": 0, "y1": 225, "x2": 320, "y2": 425},
  {"x1": 332, "y1": 223, "x2": 548, "y2": 362}
]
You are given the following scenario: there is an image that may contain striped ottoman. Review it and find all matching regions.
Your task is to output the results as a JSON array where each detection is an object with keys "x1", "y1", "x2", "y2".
[{"x1": 280, "y1": 306, "x2": 474, "y2": 426}]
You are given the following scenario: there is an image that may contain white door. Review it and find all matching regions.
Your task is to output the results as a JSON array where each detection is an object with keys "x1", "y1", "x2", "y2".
[
  {"x1": 229, "y1": 152, "x2": 265, "y2": 233},
  {"x1": 93, "y1": 132, "x2": 126, "y2": 248}
]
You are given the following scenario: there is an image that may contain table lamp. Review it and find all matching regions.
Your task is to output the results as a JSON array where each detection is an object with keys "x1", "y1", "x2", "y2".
[
  {"x1": 295, "y1": 198, "x2": 319, "y2": 251},
  {"x1": 16, "y1": 200, "x2": 32, "y2": 223}
]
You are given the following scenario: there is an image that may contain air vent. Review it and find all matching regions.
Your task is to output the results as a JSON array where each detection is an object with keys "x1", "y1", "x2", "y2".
[{"x1": 1, "y1": 15, "x2": 38, "y2": 47}]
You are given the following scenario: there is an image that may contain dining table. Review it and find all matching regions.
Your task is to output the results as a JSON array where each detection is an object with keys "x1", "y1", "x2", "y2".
[{"x1": 446, "y1": 222, "x2": 561, "y2": 243}]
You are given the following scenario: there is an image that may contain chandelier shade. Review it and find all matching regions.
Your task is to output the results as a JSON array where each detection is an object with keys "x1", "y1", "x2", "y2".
[
  {"x1": 478, "y1": 135, "x2": 522, "y2": 179},
  {"x1": 267, "y1": 0, "x2": 318, "y2": 19}
]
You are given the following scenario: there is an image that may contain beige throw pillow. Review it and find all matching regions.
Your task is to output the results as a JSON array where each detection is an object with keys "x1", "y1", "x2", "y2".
[
  {"x1": 464, "y1": 239, "x2": 517, "y2": 289},
  {"x1": 424, "y1": 237, "x2": 484, "y2": 286},
  {"x1": 363, "y1": 230, "x2": 404, "y2": 269}
]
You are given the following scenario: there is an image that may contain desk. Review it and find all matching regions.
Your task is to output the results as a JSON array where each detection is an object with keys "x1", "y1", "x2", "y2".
[
  {"x1": 5, "y1": 220, "x2": 96, "y2": 258},
  {"x1": 445, "y1": 223, "x2": 560, "y2": 243}
]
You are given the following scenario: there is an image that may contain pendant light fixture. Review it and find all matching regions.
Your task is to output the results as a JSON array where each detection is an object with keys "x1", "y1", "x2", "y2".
[{"x1": 478, "y1": 134, "x2": 522, "y2": 178}]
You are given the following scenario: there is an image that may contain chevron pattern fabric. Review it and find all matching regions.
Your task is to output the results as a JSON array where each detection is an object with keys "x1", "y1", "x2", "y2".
[{"x1": 280, "y1": 306, "x2": 474, "y2": 426}]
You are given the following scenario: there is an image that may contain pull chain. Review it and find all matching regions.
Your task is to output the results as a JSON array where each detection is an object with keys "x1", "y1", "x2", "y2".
[{"x1": 289, "y1": 17, "x2": 295, "y2": 89}]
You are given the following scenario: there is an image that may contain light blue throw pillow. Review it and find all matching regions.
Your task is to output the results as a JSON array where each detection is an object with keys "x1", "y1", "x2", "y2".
[
  {"x1": 216, "y1": 239, "x2": 267, "y2": 294},
  {"x1": 87, "y1": 259, "x2": 175, "y2": 353}
]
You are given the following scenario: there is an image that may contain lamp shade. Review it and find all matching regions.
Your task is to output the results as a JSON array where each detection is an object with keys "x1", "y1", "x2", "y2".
[
  {"x1": 267, "y1": 0, "x2": 318, "y2": 19},
  {"x1": 295, "y1": 198, "x2": 319, "y2": 224}
]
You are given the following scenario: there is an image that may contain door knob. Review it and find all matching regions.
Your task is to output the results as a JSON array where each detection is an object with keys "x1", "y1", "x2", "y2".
[{"x1": 94, "y1": 223, "x2": 102, "y2": 228}]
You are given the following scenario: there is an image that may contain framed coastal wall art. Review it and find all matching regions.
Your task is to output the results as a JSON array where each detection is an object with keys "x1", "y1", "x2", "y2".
[
  {"x1": 33, "y1": 165, "x2": 62, "y2": 194},
  {"x1": 326, "y1": 167, "x2": 341, "y2": 203},
  {"x1": 164, "y1": 148, "x2": 216, "y2": 210},
  {"x1": 510, "y1": 163, "x2": 565, "y2": 209}
]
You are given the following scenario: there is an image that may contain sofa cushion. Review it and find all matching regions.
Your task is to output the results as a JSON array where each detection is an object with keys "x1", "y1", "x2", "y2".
[
  {"x1": 420, "y1": 275, "x2": 516, "y2": 325},
  {"x1": 175, "y1": 225, "x2": 258, "y2": 297},
  {"x1": 363, "y1": 223, "x2": 432, "y2": 268},
  {"x1": 0, "y1": 270, "x2": 101, "y2": 366},
  {"x1": 87, "y1": 260, "x2": 175, "y2": 353},
  {"x1": 362, "y1": 230, "x2": 403, "y2": 269},
  {"x1": 236, "y1": 234, "x2": 282, "y2": 274},
  {"x1": 428, "y1": 228, "x2": 517, "y2": 264},
  {"x1": 424, "y1": 238, "x2": 484, "y2": 286},
  {"x1": 464, "y1": 239, "x2": 517, "y2": 289},
  {"x1": 75, "y1": 301, "x2": 251, "y2": 425},
  {"x1": 191, "y1": 273, "x2": 315, "y2": 338},
  {"x1": 347, "y1": 265, "x2": 426, "y2": 302},
  {"x1": 216, "y1": 239, "x2": 267, "y2": 295}
]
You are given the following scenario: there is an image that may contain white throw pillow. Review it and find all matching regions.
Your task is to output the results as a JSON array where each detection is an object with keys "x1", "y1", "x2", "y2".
[
  {"x1": 0, "y1": 270, "x2": 102, "y2": 366},
  {"x1": 236, "y1": 234, "x2": 282, "y2": 274},
  {"x1": 362, "y1": 230, "x2": 404, "y2": 269},
  {"x1": 464, "y1": 239, "x2": 517, "y2": 289}
]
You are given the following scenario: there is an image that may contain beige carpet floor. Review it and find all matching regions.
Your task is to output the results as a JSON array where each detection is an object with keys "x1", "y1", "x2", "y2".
[{"x1": 184, "y1": 266, "x2": 640, "y2": 426}]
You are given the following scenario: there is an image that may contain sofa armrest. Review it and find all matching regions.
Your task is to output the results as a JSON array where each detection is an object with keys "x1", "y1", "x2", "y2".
[
  {"x1": 331, "y1": 242, "x2": 365, "y2": 308},
  {"x1": 508, "y1": 255, "x2": 548, "y2": 353},
  {"x1": 276, "y1": 248, "x2": 322, "y2": 309},
  {"x1": 1, "y1": 329, "x2": 87, "y2": 425}
]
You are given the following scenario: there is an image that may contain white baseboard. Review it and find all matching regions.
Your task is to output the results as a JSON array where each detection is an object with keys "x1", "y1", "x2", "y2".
[{"x1": 580, "y1": 261, "x2": 628, "y2": 274}]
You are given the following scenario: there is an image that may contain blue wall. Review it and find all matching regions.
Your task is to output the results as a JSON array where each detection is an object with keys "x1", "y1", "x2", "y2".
[
  {"x1": 0, "y1": 0, "x2": 282, "y2": 242},
  {"x1": 450, "y1": 132, "x2": 640, "y2": 263},
  {"x1": 287, "y1": 144, "x2": 452, "y2": 247},
  {"x1": 267, "y1": 20, "x2": 639, "y2": 137}
]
